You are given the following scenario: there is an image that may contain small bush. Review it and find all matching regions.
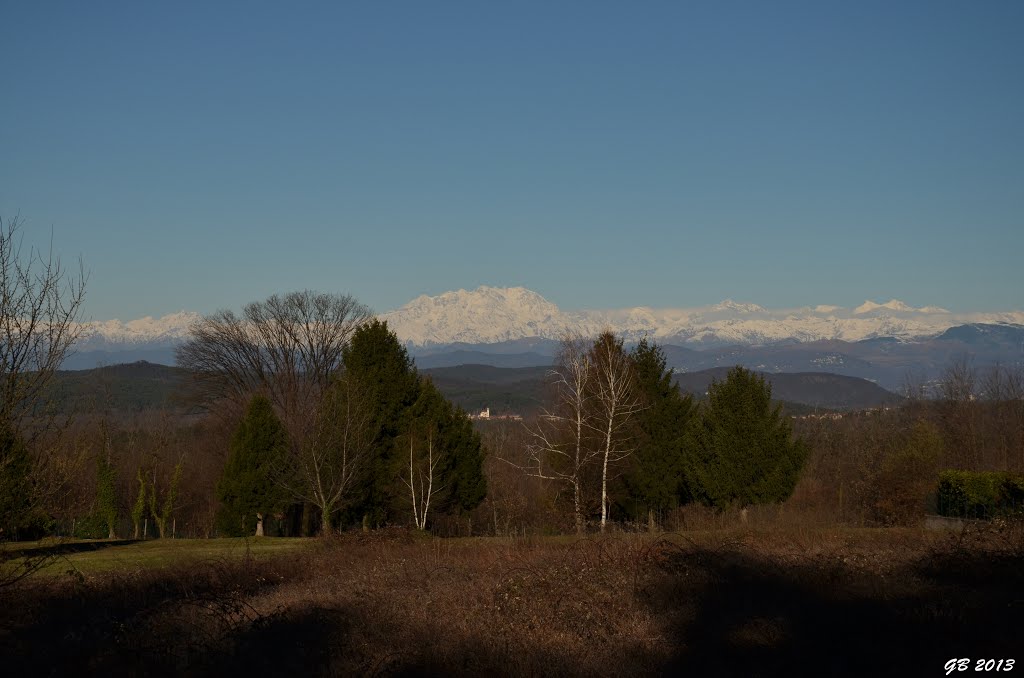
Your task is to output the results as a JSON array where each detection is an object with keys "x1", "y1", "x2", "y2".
[{"x1": 937, "y1": 470, "x2": 1024, "y2": 519}]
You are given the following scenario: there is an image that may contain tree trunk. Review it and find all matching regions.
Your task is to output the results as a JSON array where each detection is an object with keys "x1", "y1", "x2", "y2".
[
  {"x1": 601, "y1": 420, "x2": 613, "y2": 533},
  {"x1": 301, "y1": 502, "x2": 313, "y2": 536},
  {"x1": 362, "y1": 513, "x2": 369, "y2": 533},
  {"x1": 321, "y1": 508, "x2": 332, "y2": 536},
  {"x1": 648, "y1": 508, "x2": 656, "y2": 533},
  {"x1": 573, "y1": 479, "x2": 583, "y2": 535},
  {"x1": 108, "y1": 524, "x2": 116, "y2": 540},
  {"x1": 255, "y1": 513, "x2": 264, "y2": 537}
]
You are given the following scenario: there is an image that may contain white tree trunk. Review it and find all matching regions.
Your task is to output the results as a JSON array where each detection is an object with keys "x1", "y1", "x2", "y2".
[{"x1": 255, "y1": 513, "x2": 264, "y2": 537}]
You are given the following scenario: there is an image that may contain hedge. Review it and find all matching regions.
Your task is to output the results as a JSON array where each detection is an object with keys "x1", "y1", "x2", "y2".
[{"x1": 936, "y1": 470, "x2": 1024, "y2": 519}]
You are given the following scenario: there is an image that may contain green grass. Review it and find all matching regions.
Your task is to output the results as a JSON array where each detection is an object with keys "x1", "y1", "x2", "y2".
[
  {"x1": 5, "y1": 536, "x2": 314, "y2": 575},
  {"x1": 4, "y1": 526, "x2": 935, "y2": 579}
]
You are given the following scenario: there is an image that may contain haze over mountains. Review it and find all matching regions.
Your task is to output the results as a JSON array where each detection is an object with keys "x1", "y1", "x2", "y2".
[{"x1": 68, "y1": 286, "x2": 1024, "y2": 390}]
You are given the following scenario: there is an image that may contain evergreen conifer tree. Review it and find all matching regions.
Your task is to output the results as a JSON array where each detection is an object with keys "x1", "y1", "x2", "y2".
[
  {"x1": 399, "y1": 378, "x2": 487, "y2": 524},
  {"x1": 626, "y1": 338, "x2": 696, "y2": 528},
  {"x1": 217, "y1": 395, "x2": 289, "y2": 536},
  {"x1": 342, "y1": 320, "x2": 420, "y2": 527},
  {"x1": 690, "y1": 366, "x2": 807, "y2": 509},
  {"x1": 0, "y1": 421, "x2": 32, "y2": 538}
]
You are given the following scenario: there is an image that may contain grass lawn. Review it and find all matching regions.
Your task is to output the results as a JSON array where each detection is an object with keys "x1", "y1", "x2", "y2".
[
  {"x1": 5, "y1": 526, "x2": 940, "y2": 576},
  {"x1": 4, "y1": 536, "x2": 314, "y2": 574},
  {"x1": 1, "y1": 525, "x2": 1020, "y2": 675}
]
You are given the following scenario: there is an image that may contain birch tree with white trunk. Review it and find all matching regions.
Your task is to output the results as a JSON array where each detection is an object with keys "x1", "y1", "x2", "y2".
[
  {"x1": 403, "y1": 427, "x2": 444, "y2": 530},
  {"x1": 589, "y1": 331, "x2": 643, "y2": 533},
  {"x1": 505, "y1": 332, "x2": 599, "y2": 534}
]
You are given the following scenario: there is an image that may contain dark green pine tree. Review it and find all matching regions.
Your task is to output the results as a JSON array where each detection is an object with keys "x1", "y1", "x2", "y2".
[
  {"x1": 689, "y1": 366, "x2": 808, "y2": 509},
  {"x1": 342, "y1": 319, "x2": 421, "y2": 528},
  {"x1": 0, "y1": 421, "x2": 33, "y2": 539},
  {"x1": 397, "y1": 378, "x2": 487, "y2": 524},
  {"x1": 217, "y1": 395, "x2": 290, "y2": 537},
  {"x1": 626, "y1": 338, "x2": 696, "y2": 528}
]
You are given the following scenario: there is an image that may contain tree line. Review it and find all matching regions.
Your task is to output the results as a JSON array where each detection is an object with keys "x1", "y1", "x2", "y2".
[
  {"x1": 205, "y1": 312, "x2": 487, "y2": 537},
  {"x1": 507, "y1": 332, "x2": 807, "y2": 533},
  {"x1": 4, "y1": 219, "x2": 1022, "y2": 540}
]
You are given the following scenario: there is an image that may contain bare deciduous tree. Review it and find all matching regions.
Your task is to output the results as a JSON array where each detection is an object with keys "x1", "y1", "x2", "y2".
[
  {"x1": 1, "y1": 216, "x2": 87, "y2": 536},
  {"x1": 280, "y1": 373, "x2": 374, "y2": 534},
  {"x1": 0, "y1": 215, "x2": 87, "y2": 437},
  {"x1": 589, "y1": 331, "x2": 643, "y2": 533},
  {"x1": 403, "y1": 426, "x2": 444, "y2": 530},
  {"x1": 176, "y1": 291, "x2": 372, "y2": 428},
  {"x1": 505, "y1": 332, "x2": 598, "y2": 534},
  {"x1": 176, "y1": 291, "x2": 373, "y2": 522}
]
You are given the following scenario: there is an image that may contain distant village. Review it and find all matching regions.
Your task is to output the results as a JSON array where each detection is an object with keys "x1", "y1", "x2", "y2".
[{"x1": 469, "y1": 407, "x2": 522, "y2": 422}]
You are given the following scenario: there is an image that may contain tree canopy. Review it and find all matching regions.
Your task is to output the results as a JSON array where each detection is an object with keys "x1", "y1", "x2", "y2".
[
  {"x1": 217, "y1": 395, "x2": 290, "y2": 536},
  {"x1": 342, "y1": 319, "x2": 421, "y2": 527},
  {"x1": 689, "y1": 366, "x2": 807, "y2": 509},
  {"x1": 625, "y1": 338, "x2": 696, "y2": 521}
]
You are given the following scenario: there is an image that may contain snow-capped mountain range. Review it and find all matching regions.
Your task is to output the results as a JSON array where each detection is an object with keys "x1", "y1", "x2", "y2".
[
  {"x1": 77, "y1": 286, "x2": 1024, "y2": 354},
  {"x1": 378, "y1": 286, "x2": 1024, "y2": 347}
]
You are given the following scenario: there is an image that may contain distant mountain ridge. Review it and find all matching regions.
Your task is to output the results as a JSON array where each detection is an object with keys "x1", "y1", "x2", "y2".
[
  {"x1": 672, "y1": 368, "x2": 902, "y2": 411},
  {"x1": 383, "y1": 286, "x2": 1023, "y2": 348},
  {"x1": 64, "y1": 287, "x2": 1024, "y2": 385}
]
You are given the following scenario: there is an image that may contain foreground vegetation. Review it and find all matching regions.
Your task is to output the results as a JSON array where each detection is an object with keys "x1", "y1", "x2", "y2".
[
  {"x1": 2, "y1": 525, "x2": 1022, "y2": 676},
  {"x1": 4, "y1": 536, "x2": 311, "y2": 574}
]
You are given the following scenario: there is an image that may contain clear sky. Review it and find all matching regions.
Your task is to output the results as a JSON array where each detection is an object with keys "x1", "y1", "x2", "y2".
[{"x1": 2, "y1": 1, "x2": 1022, "y2": 320}]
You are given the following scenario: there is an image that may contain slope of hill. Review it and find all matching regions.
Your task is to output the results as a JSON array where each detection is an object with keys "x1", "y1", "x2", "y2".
[
  {"x1": 43, "y1": 361, "x2": 893, "y2": 417},
  {"x1": 422, "y1": 365, "x2": 549, "y2": 415},
  {"x1": 414, "y1": 351, "x2": 553, "y2": 370},
  {"x1": 50, "y1": 361, "x2": 189, "y2": 413},
  {"x1": 673, "y1": 368, "x2": 902, "y2": 410}
]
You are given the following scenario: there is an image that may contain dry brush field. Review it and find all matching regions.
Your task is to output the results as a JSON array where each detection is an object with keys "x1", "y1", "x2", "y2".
[{"x1": 2, "y1": 525, "x2": 1022, "y2": 676}]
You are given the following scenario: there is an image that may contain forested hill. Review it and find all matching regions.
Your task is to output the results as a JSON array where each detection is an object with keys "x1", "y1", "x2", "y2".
[
  {"x1": 420, "y1": 365, "x2": 550, "y2": 415},
  {"x1": 673, "y1": 368, "x2": 902, "y2": 410},
  {"x1": 45, "y1": 361, "x2": 899, "y2": 417},
  {"x1": 421, "y1": 364, "x2": 901, "y2": 414},
  {"x1": 50, "y1": 361, "x2": 189, "y2": 413}
]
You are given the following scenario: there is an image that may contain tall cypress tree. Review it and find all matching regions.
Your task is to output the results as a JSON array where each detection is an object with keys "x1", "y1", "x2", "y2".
[
  {"x1": 342, "y1": 320, "x2": 420, "y2": 527},
  {"x1": 689, "y1": 366, "x2": 807, "y2": 509},
  {"x1": 217, "y1": 395, "x2": 289, "y2": 537},
  {"x1": 96, "y1": 454, "x2": 118, "y2": 540},
  {"x1": 626, "y1": 338, "x2": 696, "y2": 527},
  {"x1": 0, "y1": 421, "x2": 32, "y2": 539}
]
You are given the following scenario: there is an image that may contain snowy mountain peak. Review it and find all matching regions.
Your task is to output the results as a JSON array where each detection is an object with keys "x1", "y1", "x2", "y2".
[
  {"x1": 381, "y1": 286, "x2": 568, "y2": 346},
  {"x1": 382, "y1": 288, "x2": 1024, "y2": 347},
  {"x1": 74, "y1": 288, "x2": 1024, "y2": 355},
  {"x1": 711, "y1": 299, "x2": 766, "y2": 313},
  {"x1": 854, "y1": 299, "x2": 916, "y2": 314},
  {"x1": 79, "y1": 311, "x2": 201, "y2": 348}
]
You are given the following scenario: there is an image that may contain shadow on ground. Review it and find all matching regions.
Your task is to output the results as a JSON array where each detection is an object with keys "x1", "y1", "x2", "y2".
[
  {"x1": 646, "y1": 544, "x2": 1024, "y2": 677},
  {"x1": 1, "y1": 539, "x2": 1021, "y2": 676},
  {"x1": 1, "y1": 538, "x2": 140, "y2": 559}
]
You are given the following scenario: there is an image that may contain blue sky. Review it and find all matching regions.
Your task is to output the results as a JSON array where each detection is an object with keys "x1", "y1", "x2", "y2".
[{"x1": 2, "y1": 1, "x2": 1022, "y2": 319}]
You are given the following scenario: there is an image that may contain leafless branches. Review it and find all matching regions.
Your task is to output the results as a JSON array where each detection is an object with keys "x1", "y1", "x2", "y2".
[
  {"x1": 279, "y1": 373, "x2": 374, "y2": 533},
  {"x1": 511, "y1": 332, "x2": 599, "y2": 534},
  {"x1": 176, "y1": 291, "x2": 372, "y2": 418},
  {"x1": 589, "y1": 331, "x2": 643, "y2": 532},
  {"x1": 0, "y1": 215, "x2": 88, "y2": 438},
  {"x1": 403, "y1": 427, "x2": 444, "y2": 530}
]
